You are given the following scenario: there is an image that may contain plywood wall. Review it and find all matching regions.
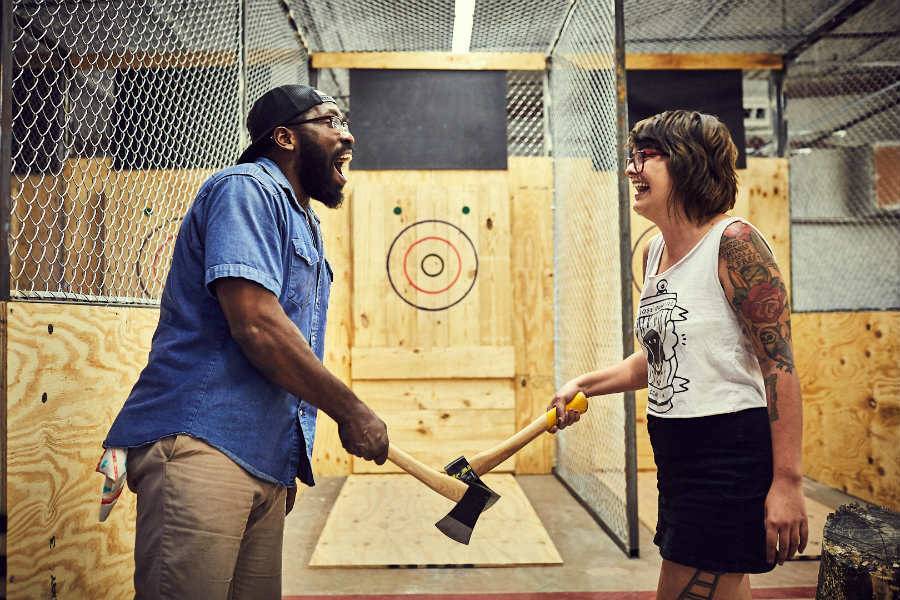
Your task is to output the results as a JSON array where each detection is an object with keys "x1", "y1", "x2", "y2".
[
  {"x1": 309, "y1": 160, "x2": 557, "y2": 476},
  {"x1": 349, "y1": 169, "x2": 517, "y2": 474},
  {"x1": 795, "y1": 311, "x2": 899, "y2": 510},
  {"x1": 5, "y1": 302, "x2": 157, "y2": 599},
  {"x1": 309, "y1": 198, "x2": 354, "y2": 476},
  {"x1": 509, "y1": 157, "x2": 556, "y2": 473}
]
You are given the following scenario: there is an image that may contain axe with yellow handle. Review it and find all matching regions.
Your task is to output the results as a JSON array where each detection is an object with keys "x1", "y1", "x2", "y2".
[{"x1": 385, "y1": 392, "x2": 589, "y2": 544}]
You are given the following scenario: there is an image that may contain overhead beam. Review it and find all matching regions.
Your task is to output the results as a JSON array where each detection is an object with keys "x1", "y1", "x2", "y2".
[
  {"x1": 312, "y1": 51, "x2": 546, "y2": 71},
  {"x1": 311, "y1": 51, "x2": 782, "y2": 71},
  {"x1": 626, "y1": 52, "x2": 782, "y2": 70},
  {"x1": 783, "y1": 0, "x2": 877, "y2": 64},
  {"x1": 23, "y1": 50, "x2": 781, "y2": 73}
]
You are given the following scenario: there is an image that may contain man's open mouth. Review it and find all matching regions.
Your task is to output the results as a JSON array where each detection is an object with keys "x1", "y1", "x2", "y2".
[{"x1": 333, "y1": 152, "x2": 352, "y2": 184}]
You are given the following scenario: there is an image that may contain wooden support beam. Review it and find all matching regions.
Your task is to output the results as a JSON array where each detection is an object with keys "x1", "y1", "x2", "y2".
[
  {"x1": 311, "y1": 51, "x2": 546, "y2": 71},
  {"x1": 311, "y1": 51, "x2": 782, "y2": 71},
  {"x1": 626, "y1": 52, "x2": 782, "y2": 70},
  {"x1": 25, "y1": 50, "x2": 783, "y2": 73}
]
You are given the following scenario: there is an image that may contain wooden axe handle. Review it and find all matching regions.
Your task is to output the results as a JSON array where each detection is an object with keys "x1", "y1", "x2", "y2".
[
  {"x1": 467, "y1": 392, "x2": 588, "y2": 476},
  {"x1": 387, "y1": 443, "x2": 469, "y2": 503}
]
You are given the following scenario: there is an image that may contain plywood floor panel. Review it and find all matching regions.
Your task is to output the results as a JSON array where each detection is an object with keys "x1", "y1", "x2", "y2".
[{"x1": 309, "y1": 474, "x2": 561, "y2": 567}]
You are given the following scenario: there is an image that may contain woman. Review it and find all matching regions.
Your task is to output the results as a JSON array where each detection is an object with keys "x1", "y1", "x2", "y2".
[{"x1": 550, "y1": 110, "x2": 808, "y2": 599}]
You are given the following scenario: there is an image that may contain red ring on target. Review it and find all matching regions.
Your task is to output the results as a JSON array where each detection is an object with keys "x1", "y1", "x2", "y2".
[{"x1": 402, "y1": 236, "x2": 462, "y2": 294}]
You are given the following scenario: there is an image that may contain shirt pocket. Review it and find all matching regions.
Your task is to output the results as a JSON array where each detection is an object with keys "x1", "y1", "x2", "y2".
[{"x1": 288, "y1": 237, "x2": 319, "y2": 308}]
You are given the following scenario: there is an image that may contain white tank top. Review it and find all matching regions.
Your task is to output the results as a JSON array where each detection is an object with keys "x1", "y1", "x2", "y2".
[{"x1": 636, "y1": 217, "x2": 769, "y2": 418}]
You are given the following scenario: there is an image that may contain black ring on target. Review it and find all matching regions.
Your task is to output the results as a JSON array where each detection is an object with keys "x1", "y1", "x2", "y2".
[
  {"x1": 386, "y1": 219, "x2": 478, "y2": 312},
  {"x1": 420, "y1": 253, "x2": 445, "y2": 277}
]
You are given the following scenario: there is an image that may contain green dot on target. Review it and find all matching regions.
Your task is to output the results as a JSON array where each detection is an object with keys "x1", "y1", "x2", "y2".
[
  {"x1": 143, "y1": 207, "x2": 153, "y2": 216},
  {"x1": 393, "y1": 206, "x2": 402, "y2": 215},
  {"x1": 462, "y1": 206, "x2": 470, "y2": 214}
]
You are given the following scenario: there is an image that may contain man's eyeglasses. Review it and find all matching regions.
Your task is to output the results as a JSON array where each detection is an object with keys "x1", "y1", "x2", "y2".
[
  {"x1": 625, "y1": 148, "x2": 667, "y2": 173},
  {"x1": 284, "y1": 115, "x2": 350, "y2": 134}
]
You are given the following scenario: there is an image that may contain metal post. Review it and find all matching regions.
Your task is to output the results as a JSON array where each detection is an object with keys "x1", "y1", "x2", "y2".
[
  {"x1": 541, "y1": 61, "x2": 552, "y2": 158},
  {"x1": 238, "y1": 0, "x2": 249, "y2": 151},
  {"x1": 1, "y1": 0, "x2": 14, "y2": 300},
  {"x1": 770, "y1": 68, "x2": 787, "y2": 157},
  {"x1": 613, "y1": 0, "x2": 639, "y2": 558}
]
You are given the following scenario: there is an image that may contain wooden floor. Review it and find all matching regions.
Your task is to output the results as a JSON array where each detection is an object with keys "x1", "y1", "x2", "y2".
[
  {"x1": 309, "y1": 474, "x2": 562, "y2": 567},
  {"x1": 282, "y1": 475, "x2": 833, "y2": 597}
]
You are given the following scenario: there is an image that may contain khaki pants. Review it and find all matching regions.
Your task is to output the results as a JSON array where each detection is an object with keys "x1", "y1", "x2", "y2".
[{"x1": 126, "y1": 435, "x2": 287, "y2": 600}]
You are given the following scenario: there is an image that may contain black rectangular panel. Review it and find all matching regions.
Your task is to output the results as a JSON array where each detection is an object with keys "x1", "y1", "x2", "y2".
[
  {"x1": 349, "y1": 69, "x2": 508, "y2": 170},
  {"x1": 626, "y1": 70, "x2": 746, "y2": 169}
]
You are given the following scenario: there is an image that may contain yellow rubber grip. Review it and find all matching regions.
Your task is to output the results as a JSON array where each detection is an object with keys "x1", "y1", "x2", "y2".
[{"x1": 545, "y1": 391, "x2": 589, "y2": 430}]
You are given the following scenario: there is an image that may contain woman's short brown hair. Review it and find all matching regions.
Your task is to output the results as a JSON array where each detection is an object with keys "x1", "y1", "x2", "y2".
[{"x1": 628, "y1": 110, "x2": 738, "y2": 224}]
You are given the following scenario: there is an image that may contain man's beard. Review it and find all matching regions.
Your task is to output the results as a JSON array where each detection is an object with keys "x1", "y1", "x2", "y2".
[{"x1": 297, "y1": 134, "x2": 345, "y2": 209}]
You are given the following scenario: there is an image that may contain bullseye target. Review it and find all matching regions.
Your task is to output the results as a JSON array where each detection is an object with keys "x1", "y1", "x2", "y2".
[{"x1": 386, "y1": 219, "x2": 478, "y2": 311}]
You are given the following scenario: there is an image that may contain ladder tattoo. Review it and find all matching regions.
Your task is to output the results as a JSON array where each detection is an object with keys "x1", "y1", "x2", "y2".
[{"x1": 676, "y1": 569, "x2": 722, "y2": 599}]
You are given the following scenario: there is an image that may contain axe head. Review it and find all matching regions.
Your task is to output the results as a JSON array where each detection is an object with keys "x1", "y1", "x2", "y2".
[{"x1": 434, "y1": 456, "x2": 501, "y2": 545}]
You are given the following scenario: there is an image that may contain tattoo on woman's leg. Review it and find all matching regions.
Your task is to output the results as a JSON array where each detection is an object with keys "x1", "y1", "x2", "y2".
[{"x1": 676, "y1": 569, "x2": 722, "y2": 599}]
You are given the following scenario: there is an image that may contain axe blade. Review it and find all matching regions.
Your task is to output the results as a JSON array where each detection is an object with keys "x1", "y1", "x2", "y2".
[
  {"x1": 434, "y1": 481, "x2": 494, "y2": 545},
  {"x1": 434, "y1": 456, "x2": 501, "y2": 544},
  {"x1": 444, "y1": 455, "x2": 500, "y2": 510}
]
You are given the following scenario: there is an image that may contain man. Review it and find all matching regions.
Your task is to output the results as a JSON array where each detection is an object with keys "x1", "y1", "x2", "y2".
[{"x1": 102, "y1": 85, "x2": 389, "y2": 599}]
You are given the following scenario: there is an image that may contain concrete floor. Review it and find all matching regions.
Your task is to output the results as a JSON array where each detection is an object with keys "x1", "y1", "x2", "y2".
[{"x1": 282, "y1": 475, "x2": 839, "y2": 597}]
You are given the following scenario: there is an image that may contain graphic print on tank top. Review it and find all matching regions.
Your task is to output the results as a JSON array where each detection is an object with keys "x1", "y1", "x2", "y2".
[{"x1": 636, "y1": 279, "x2": 690, "y2": 413}]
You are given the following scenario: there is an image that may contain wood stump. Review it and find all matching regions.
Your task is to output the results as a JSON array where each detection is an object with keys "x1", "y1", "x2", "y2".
[{"x1": 816, "y1": 503, "x2": 899, "y2": 599}]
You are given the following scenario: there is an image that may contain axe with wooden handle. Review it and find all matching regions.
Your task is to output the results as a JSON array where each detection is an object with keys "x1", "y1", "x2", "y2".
[
  {"x1": 385, "y1": 392, "x2": 589, "y2": 544},
  {"x1": 436, "y1": 391, "x2": 589, "y2": 544}
]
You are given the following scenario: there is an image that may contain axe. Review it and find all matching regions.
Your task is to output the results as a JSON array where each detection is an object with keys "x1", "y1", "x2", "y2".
[
  {"x1": 386, "y1": 393, "x2": 588, "y2": 544},
  {"x1": 435, "y1": 391, "x2": 589, "y2": 543}
]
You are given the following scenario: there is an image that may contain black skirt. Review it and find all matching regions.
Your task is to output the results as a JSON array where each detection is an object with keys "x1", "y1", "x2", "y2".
[{"x1": 648, "y1": 407, "x2": 775, "y2": 574}]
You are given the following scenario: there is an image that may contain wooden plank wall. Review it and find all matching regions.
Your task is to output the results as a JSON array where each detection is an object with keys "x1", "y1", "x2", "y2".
[
  {"x1": 309, "y1": 197, "x2": 354, "y2": 475},
  {"x1": 509, "y1": 157, "x2": 555, "y2": 473},
  {"x1": 9, "y1": 160, "x2": 214, "y2": 299},
  {"x1": 795, "y1": 312, "x2": 899, "y2": 510},
  {"x1": 309, "y1": 158, "x2": 556, "y2": 475},
  {"x1": 5, "y1": 302, "x2": 157, "y2": 599},
  {"x1": 348, "y1": 169, "x2": 517, "y2": 474}
]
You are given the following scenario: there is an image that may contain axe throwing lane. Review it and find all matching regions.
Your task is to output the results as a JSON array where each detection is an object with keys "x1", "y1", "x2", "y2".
[{"x1": 308, "y1": 475, "x2": 562, "y2": 567}]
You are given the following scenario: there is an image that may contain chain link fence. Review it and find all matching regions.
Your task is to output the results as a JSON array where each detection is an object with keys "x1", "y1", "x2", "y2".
[
  {"x1": 550, "y1": 0, "x2": 638, "y2": 555},
  {"x1": 620, "y1": 0, "x2": 899, "y2": 311},
  {"x1": 785, "y1": 0, "x2": 900, "y2": 311},
  {"x1": 9, "y1": 0, "x2": 893, "y2": 560},
  {"x1": 3, "y1": 0, "x2": 308, "y2": 303}
]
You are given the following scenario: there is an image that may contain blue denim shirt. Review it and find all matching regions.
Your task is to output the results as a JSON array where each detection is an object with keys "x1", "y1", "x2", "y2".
[{"x1": 104, "y1": 158, "x2": 332, "y2": 487}]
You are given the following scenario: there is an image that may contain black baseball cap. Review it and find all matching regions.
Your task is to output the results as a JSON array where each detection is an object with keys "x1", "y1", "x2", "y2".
[{"x1": 237, "y1": 84, "x2": 337, "y2": 164}]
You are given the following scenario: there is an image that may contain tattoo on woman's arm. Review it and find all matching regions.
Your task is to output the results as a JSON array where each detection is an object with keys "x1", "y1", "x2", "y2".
[{"x1": 721, "y1": 224, "x2": 795, "y2": 373}]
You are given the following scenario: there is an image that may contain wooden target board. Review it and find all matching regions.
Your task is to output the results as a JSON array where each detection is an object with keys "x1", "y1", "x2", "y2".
[{"x1": 349, "y1": 170, "x2": 515, "y2": 474}]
